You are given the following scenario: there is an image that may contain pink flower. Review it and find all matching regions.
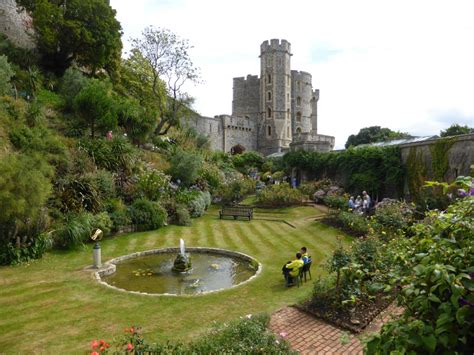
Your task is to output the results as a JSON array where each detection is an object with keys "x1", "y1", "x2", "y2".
[
  {"x1": 91, "y1": 352, "x2": 99, "y2": 355},
  {"x1": 91, "y1": 340, "x2": 99, "y2": 349},
  {"x1": 127, "y1": 343, "x2": 134, "y2": 351},
  {"x1": 279, "y1": 331, "x2": 288, "y2": 338}
]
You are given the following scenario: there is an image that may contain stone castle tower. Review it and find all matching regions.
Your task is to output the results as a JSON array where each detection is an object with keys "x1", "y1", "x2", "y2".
[{"x1": 185, "y1": 39, "x2": 337, "y2": 155}]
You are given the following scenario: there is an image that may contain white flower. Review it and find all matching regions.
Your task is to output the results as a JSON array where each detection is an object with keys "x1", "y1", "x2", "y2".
[{"x1": 246, "y1": 314, "x2": 252, "y2": 319}]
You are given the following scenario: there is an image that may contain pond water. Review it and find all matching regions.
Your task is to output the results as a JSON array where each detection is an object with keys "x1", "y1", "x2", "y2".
[{"x1": 102, "y1": 251, "x2": 258, "y2": 295}]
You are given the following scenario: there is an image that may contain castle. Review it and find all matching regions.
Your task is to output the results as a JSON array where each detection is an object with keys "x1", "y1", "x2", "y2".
[{"x1": 187, "y1": 39, "x2": 335, "y2": 156}]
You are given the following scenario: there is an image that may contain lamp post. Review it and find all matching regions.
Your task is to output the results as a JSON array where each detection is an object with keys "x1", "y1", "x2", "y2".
[{"x1": 91, "y1": 229, "x2": 103, "y2": 269}]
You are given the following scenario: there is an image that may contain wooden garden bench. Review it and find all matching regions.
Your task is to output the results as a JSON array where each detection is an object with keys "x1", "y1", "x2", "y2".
[{"x1": 219, "y1": 205, "x2": 253, "y2": 221}]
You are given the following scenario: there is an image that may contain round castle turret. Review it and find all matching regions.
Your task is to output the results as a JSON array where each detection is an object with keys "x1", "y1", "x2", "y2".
[{"x1": 259, "y1": 39, "x2": 292, "y2": 155}]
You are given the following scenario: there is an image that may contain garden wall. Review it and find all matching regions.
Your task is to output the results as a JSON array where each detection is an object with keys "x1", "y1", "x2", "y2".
[{"x1": 401, "y1": 133, "x2": 474, "y2": 199}]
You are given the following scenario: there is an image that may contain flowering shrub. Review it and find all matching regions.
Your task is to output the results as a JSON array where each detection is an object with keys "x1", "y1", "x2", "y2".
[
  {"x1": 331, "y1": 211, "x2": 369, "y2": 237},
  {"x1": 365, "y1": 198, "x2": 474, "y2": 354},
  {"x1": 256, "y1": 183, "x2": 305, "y2": 207},
  {"x1": 89, "y1": 315, "x2": 294, "y2": 354}
]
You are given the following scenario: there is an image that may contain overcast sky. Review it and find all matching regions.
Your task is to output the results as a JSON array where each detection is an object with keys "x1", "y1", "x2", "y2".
[{"x1": 110, "y1": 0, "x2": 474, "y2": 149}]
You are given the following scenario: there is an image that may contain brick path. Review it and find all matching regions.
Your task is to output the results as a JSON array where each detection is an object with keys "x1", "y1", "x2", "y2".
[{"x1": 269, "y1": 303, "x2": 403, "y2": 354}]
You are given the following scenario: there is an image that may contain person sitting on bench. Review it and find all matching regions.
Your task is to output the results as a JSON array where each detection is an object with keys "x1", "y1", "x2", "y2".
[
  {"x1": 282, "y1": 253, "x2": 304, "y2": 286},
  {"x1": 300, "y1": 247, "x2": 311, "y2": 264}
]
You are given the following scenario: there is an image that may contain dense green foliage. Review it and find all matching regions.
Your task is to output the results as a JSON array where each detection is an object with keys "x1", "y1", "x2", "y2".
[
  {"x1": 345, "y1": 125, "x2": 411, "y2": 148},
  {"x1": 73, "y1": 79, "x2": 117, "y2": 138},
  {"x1": 93, "y1": 314, "x2": 294, "y2": 354},
  {"x1": 256, "y1": 183, "x2": 305, "y2": 207},
  {"x1": 128, "y1": 199, "x2": 167, "y2": 231},
  {"x1": 0, "y1": 55, "x2": 14, "y2": 95},
  {"x1": 167, "y1": 148, "x2": 203, "y2": 186},
  {"x1": 284, "y1": 146, "x2": 405, "y2": 199},
  {"x1": 17, "y1": 0, "x2": 122, "y2": 75},
  {"x1": 366, "y1": 198, "x2": 474, "y2": 354},
  {"x1": 440, "y1": 123, "x2": 473, "y2": 137}
]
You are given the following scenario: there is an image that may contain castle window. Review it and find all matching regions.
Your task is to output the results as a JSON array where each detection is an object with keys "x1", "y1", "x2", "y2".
[
  {"x1": 287, "y1": 109, "x2": 290, "y2": 119},
  {"x1": 287, "y1": 76, "x2": 290, "y2": 86},
  {"x1": 296, "y1": 97, "x2": 301, "y2": 106},
  {"x1": 267, "y1": 92, "x2": 272, "y2": 101},
  {"x1": 297, "y1": 81, "x2": 301, "y2": 90},
  {"x1": 296, "y1": 127, "x2": 302, "y2": 134},
  {"x1": 267, "y1": 107, "x2": 272, "y2": 119},
  {"x1": 267, "y1": 74, "x2": 271, "y2": 84},
  {"x1": 287, "y1": 93, "x2": 290, "y2": 101},
  {"x1": 209, "y1": 123, "x2": 212, "y2": 133},
  {"x1": 296, "y1": 112, "x2": 302, "y2": 122},
  {"x1": 267, "y1": 125, "x2": 272, "y2": 137},
  {"x1": 287, "y1": 126, "x2": 290, "y2": 137}
]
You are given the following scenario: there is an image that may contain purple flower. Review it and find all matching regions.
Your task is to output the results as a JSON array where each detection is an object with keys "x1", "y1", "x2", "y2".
[{"x1": 459, "y1": 297, "x2": 474, "y2": 308}]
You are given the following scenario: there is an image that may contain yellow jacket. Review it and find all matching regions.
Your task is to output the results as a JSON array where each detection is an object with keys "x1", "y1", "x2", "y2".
[{"x1": 285, "y1": 259, "x2": 304, "y2": 277}]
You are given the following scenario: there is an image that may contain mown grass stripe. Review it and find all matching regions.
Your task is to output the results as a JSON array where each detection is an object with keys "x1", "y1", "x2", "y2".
[
  {"x1": 259, "y1": 221, "x2": 300, "y2": 252},
  {"x1": 230, "y1": 223, "x2": 261, "y2": 256}
]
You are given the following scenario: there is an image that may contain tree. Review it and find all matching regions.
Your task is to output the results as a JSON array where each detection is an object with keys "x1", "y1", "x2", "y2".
[
  {"x1": 73, "y1": 79, "x2": 117, "y2": 138},
  {"x1": 0, "y1": 153, "x2": 53, "y2": 243},
  {"x1": 440, "y1": 123, "x2": 473, "y2": 137},
  {"x1": 17, "y1": 0, "x2": 123, "y2": 76},
  {"x1": 131, "y1": 26, "x2": 200, "y2": 135},
  {"x1": 0, "y1": 55, "x2": 14, "y2": 96},
  {"x1": 117, "y1": 97, "x2": 157, "y2": 146},
  {"x1": 345, "y1": 126, "x2": 411, "y2": 148}
]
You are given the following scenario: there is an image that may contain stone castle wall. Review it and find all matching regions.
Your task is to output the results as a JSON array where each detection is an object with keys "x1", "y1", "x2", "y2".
[
  {"x1": 184, "y1": 115, "x2": 257, "y2": 152},
  {"x1": 400, "y1": 133, "x2": 474, "y2": 197},
  {"x1": 0, "y1": 0, "x2": 34, "y2": 48},
  {"x1": 232, "y1": 75, "x2": 260, "y2": 119}
]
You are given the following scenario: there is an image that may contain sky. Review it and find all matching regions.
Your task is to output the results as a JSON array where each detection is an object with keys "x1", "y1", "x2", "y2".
[{"x1": 110, "y1": 0, "x2": 474, "y2": 149}]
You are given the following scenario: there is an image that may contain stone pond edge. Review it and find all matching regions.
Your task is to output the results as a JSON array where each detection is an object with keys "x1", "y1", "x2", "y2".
[{"x1": 94, "y1": 247, "x2": 263, "y2": 297}]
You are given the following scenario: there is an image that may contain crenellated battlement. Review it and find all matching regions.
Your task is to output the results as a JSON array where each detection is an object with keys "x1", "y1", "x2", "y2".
[
  {"x1": 260, "y1": 39, "x2": 291, "y2": 54},
  {"x1": 233, "y1": 74, "x2": 260, "y2": 84}
]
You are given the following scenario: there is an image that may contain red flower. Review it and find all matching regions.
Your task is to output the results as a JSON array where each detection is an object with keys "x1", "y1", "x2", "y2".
[
  {"x1": 91, "y1": 352, "x2": 99, "y2": 355},
  {"x1": 130, "y1": 327, "x2": 134, "y2": 333},
  {"x1": 100, "y1": 346, "x2": 105, "y2": 351},
  {"x1": 127, "y1": 343, "x2": 134, "y2": 351},
  {"x1": 91, "y1": 340, "x2": 99, "y2": 349},
  {"x1": 100, "y1": 339, "x2": 105, "y2": 345},
  {"x1": 105, "y1": 343, "x2": 110, "y2": 348}
]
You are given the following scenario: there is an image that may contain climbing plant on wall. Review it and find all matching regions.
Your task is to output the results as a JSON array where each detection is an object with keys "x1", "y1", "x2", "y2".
[{"x1": 429, "y1": 137, "x2": 456, "y2": 181}]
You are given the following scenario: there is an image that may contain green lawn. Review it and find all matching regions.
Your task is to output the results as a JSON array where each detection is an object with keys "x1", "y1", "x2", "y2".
[{"x1": 0, "y1": 205, "x2": 351, "y2": 353}]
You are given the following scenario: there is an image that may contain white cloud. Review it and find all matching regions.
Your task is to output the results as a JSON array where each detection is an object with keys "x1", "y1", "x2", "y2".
[{"x1": 111, "y1": 0, "x2": 474, "y2": 148}]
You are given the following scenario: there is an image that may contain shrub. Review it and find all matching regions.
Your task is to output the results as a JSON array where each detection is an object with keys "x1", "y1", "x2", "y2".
[
  {"x1": 372, "y1": 199, "x2": 415, "y2": 237},
  {"x1": 174, "y1": 205, "x2": 192, "y2": 226},
  {"x1": 298, "y1": 179, "x2": 332, "y2": 198},
  {"x1": 232, "y1": 151, "x2": 265, "y2": 174},
  {"x1": 95, "y1": 315, "x2": 294, "y2": 354},
  {"x1": 256, "y1": 183, "x2": 305, "y2": 207},
  {"x1": 167, "y1": 148, "x2": 203, "y2": 186},
  {"x1": 217, "y1": 177, "x2": 256, "y2": 205},
  {"x1": 0, "y1": 54, "x2": 14, "y2": 96},
  {"x1": 105, "y1": 199, "x2": 131, "y2": 232},
  {"x1": 135, "y1": 169, "x2": 170, "y2": 201},
  {"x1": 365, "y1": 198, "x2": 474, "y2": 354},
  {"x1": 198, "y1": 163, "x2": 224, "y2": 193},
  {"x1": 128, "y1": 199, "x2": 167, "y2": 231},
  {"x1": 0, "y1": 232, "x2": 53, "y2": 265},
  {"x1": 322, "y1": 194, "x2": 347, "y2": 210},
  {"x1": 59, "y1": 67, "x2": 89, "y2": 110},
  {"x1": 54, "y1": 174, "x2": 102, "y2": 213},
  {"x1": 188, "y1": 190, "x2": 211, "y2": 218},
  {"x1": 91, "y1": 212, "x2": 113, "y2": 236},
  {"x1": 0, "y1": 153, "x2": 53, "y2": 253},
  {"x1": 332, "y1": 211, "x2": 369, "y2": 237},
  {"x1": 53, "y1": 212, "x2": 94, "y2": 249}
]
